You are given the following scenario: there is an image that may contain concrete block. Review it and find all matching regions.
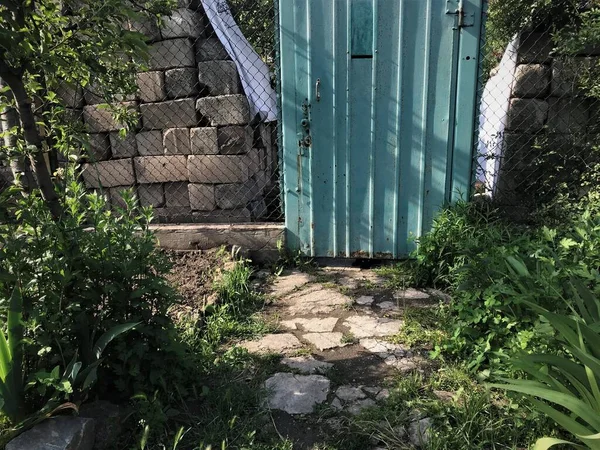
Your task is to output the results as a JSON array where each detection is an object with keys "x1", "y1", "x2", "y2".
[
  {"x1": 136, "y1": 71, "x2": 166, "y2": 103},
  {"x1": 141, "y1": 99, "x2": 198, "y2": 129},
  {"x1": 138, "y1": 184, "x2": 165, "y2": 207},
  {"x1": 188, "y1": 155, "x2": 248, "y2": 183},
  {"x1": 196, "y1": 38, "x2": 230, "y2": 61},
  {"x1": 218, "y1": 126, "x2": 252, "y2": 154},
  {"x1": 165, "y1": 181, "x2": 190, "y2": 207},
  {"x1": 245, "y1": 149, "x2": 262, "y2": 176},
  {"x1": 192, "y1": 208, "x2": 251, "y2": 223},
  {"x1": 87, "y1": 133, "x2": 111, "y2": 161},
  {"x1": 506, "y1": 99, "x2": 548, "y2": 132},
  {"x1": 190, "y1": 127, "x2": 219, "y2": 154},
  {"x1": 188, "y1": 183, "x2": 216, "y2": 210},
  {"x1": 134, "y1": 155, "x2": 188, "y2": 183},
  {"x1": 56, "y1": 83, "x2": 84, "y2": 108},
  {"x1": 256, "y1": 123, "x2": 273, "y2": 149},
  {"x1": 82, "y1": 159, "x2": 135, "y2": 188},
  {"x1": 552, "y1": 57, "x2": 597, "y2": 96},
  {"x1": 83, "y1": 102, "x2": 139, "y2": 133},
  {"x1": 512, "y1": 64, "x2": 550, "y2": 98},
  {"x1": 63, "y1": 108, "x2": 84, "y2": 125},
  {"x1": 136, "y1": 130, "x2": 163, "y2": 156},
  {"x1": 161, "y1": 9, "x2": 204, "y2": 39},
  {"x1": 164, "y1": 128, "x2": 191, "y2": 155},
  {"x1": 501, "y1": 133, "x2": 536, "y2": 173},
  {"x1": 548, "y1": 97, "x2": 590, "y2": 133},
  {"x1": 165, "y1": 68, "x2": 198, "y2": 99},
  {"x1": 517, "y1": 32, "x2": 552, "y2": 64},
  {"x1": 128, "y1": 16, "x2": 161, "y2": 42},
  {"x1": 197, "y1": 61, "x2": 241, "y2": 96},
  {"x1": 215, "y1": 179, "x2": 260, "y2": 209},
  {"x1": 151, "y1": 207, "x2": 194, "y2": 223},
  {"x1": 83, "y1": 79, "x2": 104, "y2": 105},
  {"x1": 110, "y1": 131, "x2": 138, "y2": 158},
  {"x1": 249, "y1": 198, "x2": 268, "y2": 219},
  {"x1": 196, "y1": 95, "x2": 250, "y2": 126},
  {"x1": 148, "y1": 38, "x2": 195, "y2": 70}
]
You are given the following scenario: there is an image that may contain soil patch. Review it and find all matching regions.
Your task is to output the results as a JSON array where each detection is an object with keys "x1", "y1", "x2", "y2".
[{"x1": 164, "y1": 249, "x2": 225, "y2": 311}]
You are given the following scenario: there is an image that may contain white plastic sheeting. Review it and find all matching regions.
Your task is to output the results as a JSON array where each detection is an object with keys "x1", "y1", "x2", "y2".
[
  {"x1": 476, "y1": 36, "x2": 519, "y2": 196},
  {"x1": 201, "y1": 0, "x2": 278, "y2": 122}
]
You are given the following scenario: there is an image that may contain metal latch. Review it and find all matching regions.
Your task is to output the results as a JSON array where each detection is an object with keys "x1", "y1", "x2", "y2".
[{"x1": 446, "y1": 0, "x2": 474, "y2": 28}]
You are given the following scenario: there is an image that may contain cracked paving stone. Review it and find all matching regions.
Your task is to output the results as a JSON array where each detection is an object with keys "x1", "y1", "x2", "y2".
[
  {"x1": 362, "y1": 386, "x2": 381, "y2": 396},
  {"x1": 343, "y1": 316, "x2": 403, "y2": 338},
  {"x1": 280, "y1": 356, "x2": 333, "y2": 374},
  {"x1": 303, "y1": 332, "x2": 348, "y2": 351},
  {"x1": 240, "y1": 333, "x2": 302, "y2": 354},
  {"x1": 270, "y1": 270, "x2": 314, "y2": 297},
  {"x1": 360, "y1": 338, "x2": 408, "y2": 358},
  {"x1": 280, "y1": 317, "x2": 338, "y2": 333},
  {"x1": 335, "y1": 386, "x2": 367, "y2": 402},
  {"x1": 280, "y1": 285, "x2": 351, "y2": 315},
  {"x1": 376, "y1": 389, "x2": 390, "y2": 401},
  {"x1": 265, "y1": 373, "x2": 330, "y2": 414}
]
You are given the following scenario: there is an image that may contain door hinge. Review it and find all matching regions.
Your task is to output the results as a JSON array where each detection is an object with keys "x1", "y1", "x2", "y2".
[{"x1": 446, "y1": 0, "x2": 474, "y2": 28}]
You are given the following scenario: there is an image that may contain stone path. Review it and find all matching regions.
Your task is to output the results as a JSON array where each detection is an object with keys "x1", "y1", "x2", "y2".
[{"x1": 239, "y1": 266, "x2": 439, "y2": 448}]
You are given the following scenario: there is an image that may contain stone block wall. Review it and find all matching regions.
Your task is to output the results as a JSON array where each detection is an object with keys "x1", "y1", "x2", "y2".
[
  {"x1": 495, "y1": 31, "x2": 600, "y2": 215},
  {"x1": 74, "y1": 4, "x2": 278, "y2": 223}
]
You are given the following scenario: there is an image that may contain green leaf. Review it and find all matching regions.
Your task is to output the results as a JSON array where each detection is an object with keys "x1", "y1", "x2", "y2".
[
  {"x1": 533, "y1": 437, "x2": 586, "y2": 450},
  {"x1": 92, "y1": 322, "x2": 139, "y2": 361}
]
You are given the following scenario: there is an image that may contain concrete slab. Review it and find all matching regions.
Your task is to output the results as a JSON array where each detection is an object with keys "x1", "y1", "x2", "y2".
[
  {"x1": 303, "y1": 332, "x2": 348, "y2": 351},
  {"x1": 240, "y1": 333, "x2": 302, "y2": 354},
  {"x1": 343, "y1": 316, "x2": 403, "y2": 338},
  {"x1": 280, "y1": 285, "x2": 350, "y2": 315},
  {"x1": 270, "y1": 270, "x2": 314, "y2": 297},
  {"x1": 280, "y1": 317, "x2": 338, "y2": 333},
  {"x1": 265, "y1": 373, "x2": 330, "y2": 414}
]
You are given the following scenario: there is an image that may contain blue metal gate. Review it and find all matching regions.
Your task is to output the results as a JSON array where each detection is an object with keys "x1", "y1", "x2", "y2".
[{"x1": 279, "y1": 0, "x2": 484, "y2": 258}]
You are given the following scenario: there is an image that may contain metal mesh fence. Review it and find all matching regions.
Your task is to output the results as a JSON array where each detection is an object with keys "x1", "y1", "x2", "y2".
[
  {"x1": 474, "y1": 26, "x2": 600, "y2": 221},
  {"x1": 0, "y1": 0, "x2": 282, "y2": 224}
]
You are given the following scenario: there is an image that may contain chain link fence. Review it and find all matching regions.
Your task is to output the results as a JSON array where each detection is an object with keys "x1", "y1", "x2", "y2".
[
  {"x1": 0, "y1": 0, "x2": 282, "y2": 224},
  {"x1": 474, "y1": 21, "x2": 600, "y2": 221}
]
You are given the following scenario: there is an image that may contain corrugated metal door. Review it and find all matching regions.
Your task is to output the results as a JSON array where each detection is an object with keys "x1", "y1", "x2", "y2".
[{"x1": 279, "y1": 0, "x2": 484, "y2": 258}]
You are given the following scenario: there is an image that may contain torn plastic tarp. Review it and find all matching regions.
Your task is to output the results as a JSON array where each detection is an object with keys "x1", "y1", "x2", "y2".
[
  {"x1": 476, "y1": 36, "x2": 519, "y2": 196},
  {"x1": 201, "y1": 0, "x2": 278, "y2": 123}
]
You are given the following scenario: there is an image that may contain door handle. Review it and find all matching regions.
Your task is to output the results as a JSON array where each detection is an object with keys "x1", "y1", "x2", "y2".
[{"x1": 315, "y1": 78, "x2": 321, "y2": 102}]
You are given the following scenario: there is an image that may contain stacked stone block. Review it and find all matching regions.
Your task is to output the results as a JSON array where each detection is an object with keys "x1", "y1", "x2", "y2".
[
  {"x1": 496, "y1": 31, "x2": 600, "y2": 216},
  {"x1": 80, "y1": 5, "x2": 277, "y2": 222}
]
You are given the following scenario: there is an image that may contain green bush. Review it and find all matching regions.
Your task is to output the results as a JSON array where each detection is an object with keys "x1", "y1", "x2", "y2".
[
  {"x1": 408, "y1": 200, "x2": 600, "y2": 371},
  {"x1": 491, "y1": 279, "x2": 600, "y2": 449},
  {"x1": 0, "y1": 166, "x2": 186, "y2": 413}
]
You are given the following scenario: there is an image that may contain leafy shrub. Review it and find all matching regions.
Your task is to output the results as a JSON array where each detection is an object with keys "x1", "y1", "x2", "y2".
[
  {"x1": 491, "y1": 279, "x2": 600, "y2": 449},
  {"x1": 0, "y1": 166, "x2": 186, "y2": 411},
  {"x1": 407, "y1": 200, "x2": 600, "y2": 370}
]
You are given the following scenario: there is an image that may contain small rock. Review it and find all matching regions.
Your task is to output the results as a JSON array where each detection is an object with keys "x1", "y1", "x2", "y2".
[
  {"x1": 394, "y1": 359, "x2": 418, "y2": 373},
  {"x1": 254, "y1": 269, "x2": 271, "y2": 280},
  {"x1": 378, "y1": 301, "x2": 400, "y2": 312},
  {"x1": 347, "y1": 398, "x2": 376, "y2": 415},
  {"x1": 376, "y1": 388, "x2": 391, "y2": 401},
  {"x1": 409, "y1": 417, "x2": 433, "y2": 447},
  {"x1": 281, "y1": 356, "x2": 333, "y2": 374},
  {"x1": 433, "y1": 390, "x2": 455, "y2": 403},
  {"x1": 355, "y1": 295, "x2": 374, "y2": 306},
  {"x1": 265, "y1": 373, "x2": 330, "y2": 414},
  {"x1": 362, "y1": 386, "x2": 381, "y2": 396},
  {"x1": 241, "y1": 333, "x2": 303, "y2": 353},
  {"x1": 336, "y1": 385, "x2": 367, "y2": 402},
  {"x1": 393, "y1": 425, "x2": 407, "y2": 438},
  {"x1": 303, "y1": 332, "x2": 348, "y2": 351},
  {"x1": 330, "y1": 397, "x2": 343, "y2": 411},
  {"x1": 7, "y1": 417, "x2": 95, "y2": 450}
]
